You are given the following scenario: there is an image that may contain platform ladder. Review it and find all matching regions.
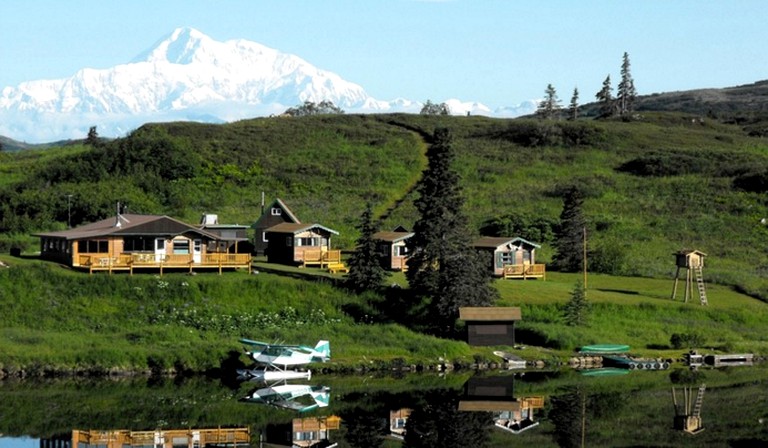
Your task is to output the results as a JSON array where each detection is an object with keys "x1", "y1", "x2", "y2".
[
  {"x1": 692, "y1": 384, "x2": 706, "y2": 418},
  {"x1": 694, "y1": 265, "x2": 708, "y2": 305}
]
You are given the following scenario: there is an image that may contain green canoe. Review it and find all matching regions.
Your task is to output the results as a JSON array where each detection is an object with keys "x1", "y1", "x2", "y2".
[{"x1": 579, "y1": 344, "x2": 630, "y2": 353}]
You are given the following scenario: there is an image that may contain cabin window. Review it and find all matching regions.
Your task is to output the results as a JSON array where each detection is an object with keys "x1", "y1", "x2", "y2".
[
  {"x1": 498, "y1": 251, "x2": 515, "y2": 267},
  {"x1": 379, "y1": 243, "x2": 389, "y2": 255},
  {"x1": 296, "y1": 237, "x2": 320, "y2": 247},
  {"x1": 286, "y1": 237, "x2": 292, "y2": 247},
  {"x1": 262, "y1": 232, "x2": 269, "y2": 243},
  {"x1": 173, "y1": 240, "x2": 190, "y2": 254},
  {"x1": 271, "y1": 207, "x2": 282, "y2": 216},
  {"x1": 394, "y1": 245, "x2": 408, "y2": 257},
  {"x1": 77, "y1": 240, "x2": 108, "y2": 253}
]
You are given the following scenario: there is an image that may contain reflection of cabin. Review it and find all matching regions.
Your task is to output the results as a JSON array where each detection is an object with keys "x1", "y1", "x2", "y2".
[
  {"x1": 264, "y1": 416, "x2": 341, "y2": 447},
  {"x1": 265, "y1": 223, "x2": 340, "y2": 267},
  {"x1": 458, "y1": 375, "x2": 544, "y2": 435},
  {"x1": 251, "y1": 198, "x2": 301, "y2": 255},
  {"x1": 373, "y1": 228, "x2": 414, "y2": 270},
  {"x1": 671, "y1": 249, "x2": 708, "y2": 305},
  {"x1": 60, "y1": 427, "x2": 249, "y2": 448},
  {"x1": 672, "y1": 385, "x2": 706, "y2": 435},
  {"x1": 473, "y1": 237, "x2": 545, "y2": 279},
  {"x1": 459, "y1": 307, "x2": 522, "y2": 346},
  {"x1": 389, "y1": 408, "x2": 412, "y2": 439},
  {"x1": 34, "y1": 213, "x2": 252, "y2": 274}
]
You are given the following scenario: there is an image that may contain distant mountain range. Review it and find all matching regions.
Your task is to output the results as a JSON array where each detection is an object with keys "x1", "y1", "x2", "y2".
[{"x1": 0, "y1": 27, "x2": 536, "y2": 143}]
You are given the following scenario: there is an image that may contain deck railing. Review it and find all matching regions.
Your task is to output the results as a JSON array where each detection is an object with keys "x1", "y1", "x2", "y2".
[
  {"x1": 78, "y1": 252, "x2": 251, "y2": 274},
  {"x1": 503, "y1": 263, "x2": 546, "y2": 280}
]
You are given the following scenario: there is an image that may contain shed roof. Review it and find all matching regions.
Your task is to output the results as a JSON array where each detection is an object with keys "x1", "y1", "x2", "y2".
[
  {"x1": 473, "y1": 237, "x2": 540, "y2": 250},
  {"x1": 265, "y1": 222, "x2": 339, "y2": 235},
  {"x1": 33, "y1": 214, "x2": 220, "y2": 241},
  {"x1": 675, "y1": 249, "x2": 707, "y2": 257},
  {"x1": 373, "y1": 231, "x2": 414, "y2": 243},
  {"x1": 459, "y1": 307, "x2": 522, "y2": 321}
]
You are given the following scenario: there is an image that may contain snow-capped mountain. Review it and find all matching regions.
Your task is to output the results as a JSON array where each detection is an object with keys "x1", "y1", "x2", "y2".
[{"x1": 0, "y1": 27, "x2": 530, "y2": 143}]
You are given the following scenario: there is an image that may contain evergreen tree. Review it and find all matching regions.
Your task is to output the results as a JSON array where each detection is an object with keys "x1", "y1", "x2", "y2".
[
  {"x1": 537, "y1": 83, "x2": 561, "y2": 120},
  {"x1": 406, "y1": 128, "x2": 498, "y2": 332},
  {"x1": 568, "y1": 87, "x2": 580, "y2": 121},
  {"x1": 617, "y1": 52, "x2": 637, "y2": 116},
  {"x1": 86, "y1": 126, "x2": 99, "y2": 146},
  {"x1": 563, "y1": 279, "x2": 589, "y2": 326},
  {"x1": 595, "y1": 75, "x2": 615, "y2": 118},
  {"x1": 552, "y1": 186, "x2": 587, "y2": 272},
  {"x1": 346, "y1": 203, "x2": 387, "y2": 292}
]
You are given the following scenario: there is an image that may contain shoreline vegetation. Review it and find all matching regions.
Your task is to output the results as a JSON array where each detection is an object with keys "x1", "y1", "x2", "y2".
[{"x1": 1, "y1": 254, "x2": 766, "y2": 379}]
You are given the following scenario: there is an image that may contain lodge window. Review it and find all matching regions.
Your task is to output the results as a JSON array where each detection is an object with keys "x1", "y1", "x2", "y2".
[
  {"x1": 77, "y1": 240, "x2": 109, "y2": 253},
  {"x1": 123, "y1": 236, "x2": 153, "y2": 252},
  {"x1": 271, "y1": 208, "x2": 282, "y2": 216}
]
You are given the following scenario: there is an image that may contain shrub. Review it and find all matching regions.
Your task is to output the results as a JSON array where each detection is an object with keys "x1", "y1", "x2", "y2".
[
  {"x1": 733, "y1": 170, "x2": 768, "y2": 193},
  {"x1": 670, "y1": 332, "x2": 706, "y2": 349}
]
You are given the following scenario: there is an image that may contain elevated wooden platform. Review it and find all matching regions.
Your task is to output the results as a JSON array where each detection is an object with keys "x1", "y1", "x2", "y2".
[{"x1": 503, "y1": 264, "x2": 545, "y2": 280}]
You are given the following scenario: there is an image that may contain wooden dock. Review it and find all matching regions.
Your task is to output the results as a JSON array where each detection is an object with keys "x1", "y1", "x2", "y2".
[{"x1": 704, "y1": 353, "x2": 753, "y2": 367}]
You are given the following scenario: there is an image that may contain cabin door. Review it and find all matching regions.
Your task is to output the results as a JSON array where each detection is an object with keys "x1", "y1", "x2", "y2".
[
  {"x1": 193, "y1": 239, "x2": 202, "y2": 264},
  {"x1": 154, "y1": 238, "x2": 166, "y2": 262}
]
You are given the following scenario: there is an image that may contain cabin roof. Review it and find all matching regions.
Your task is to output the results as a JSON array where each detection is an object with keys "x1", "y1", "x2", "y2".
[
  {"x1": 373, "y1": 231, "x2": 414, "y2": 243},
  {"x1": 265, "y1": 222, "x2": 339, "y2": 235},
  {"x1": 459, "y1": 307, "x2": 522, "y2": 321},
  {"x1": 675, "y1": 249, "x2": 707, "y2": 257},
  {"x1": 33, "y1": 214, "x2": 220, "y2": 241},
  {"x1": 473, "y1": 237, "x2": 540, "y2": 250},
  {"x1": 252, "y1": 198, "x2": 301, "y2": 228}
]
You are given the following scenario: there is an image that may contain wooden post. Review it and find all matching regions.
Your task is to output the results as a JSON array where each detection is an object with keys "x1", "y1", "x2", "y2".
[{"x1": 671, "y1": 266, "x2": 681, "y2": 300}]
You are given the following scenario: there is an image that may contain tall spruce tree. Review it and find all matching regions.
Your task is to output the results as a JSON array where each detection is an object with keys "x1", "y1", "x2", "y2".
[
  {"x1": 406, "y1": 128, "x2": 498, "y2": 332},
  {"x1": 568, "y1": 87, "x2": 580, "y2": 121},
  {"x1": 552, "y1": 186, "x2": 587, "y2": 272},
  {"x1": 346, "y1": 203, "x2": 387, "y2": 292},
  {"x1": 595, "y1": 75, "x2": 615, "y2": 118},
  {"x1": 617, "y1": 52, "x2": 637, "y2": 116},
  {"x1": 537, "y1": 83, "x2": 561, "y2": 120}
]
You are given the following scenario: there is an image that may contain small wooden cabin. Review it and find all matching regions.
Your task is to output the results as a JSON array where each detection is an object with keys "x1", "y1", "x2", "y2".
[
  {"x1": 251, "y1": 198, "x2": 301, "y2": 255},
  {"x1": 373, "y1": 228, "x2": 414, "y2": 270},
  {"x1": 675, "y1": 249, "x2": 707, "y2": 269},
  {"x1": 473, "y1": 237, "x2": 543, "y2": 278},
  {"x1": 459, "y1": 307, "x2": 522, "y2": 346},
  {"x1": 265, "y1": 222, "x2": 339, "y2": 266}
]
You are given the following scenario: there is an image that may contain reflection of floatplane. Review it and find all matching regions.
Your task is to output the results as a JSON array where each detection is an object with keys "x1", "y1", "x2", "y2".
[
  {"x1": 241, "y1": 382, "x2": 331, "y2": 412},
  {"x1": 236, "y1": 339, "x2": 330, "y2": 381}
]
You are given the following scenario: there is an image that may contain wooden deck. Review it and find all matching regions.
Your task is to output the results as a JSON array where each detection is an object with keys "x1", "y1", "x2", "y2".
[
  {"x1": 72, "y1": 427, "x2": 250, "y2": 447},
  {"x1": 300, "y1": 249, "x2": 348, "y2": 273},
  {"x1": 503, "y1": 263, "x2": 546, "y2": 280},
  {"x1": 78, "y1": 253, "x2": 252, "y2": 275}
]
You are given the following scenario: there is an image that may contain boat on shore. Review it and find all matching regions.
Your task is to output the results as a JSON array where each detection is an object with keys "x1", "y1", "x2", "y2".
[{"x1": 579, "y1": 344, "x2": 630, "y2": 354}]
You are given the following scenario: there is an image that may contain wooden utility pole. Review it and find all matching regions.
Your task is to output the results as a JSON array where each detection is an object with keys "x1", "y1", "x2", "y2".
[{"x1": 583, "y1": 227, "x2": 588, "y2": 290}]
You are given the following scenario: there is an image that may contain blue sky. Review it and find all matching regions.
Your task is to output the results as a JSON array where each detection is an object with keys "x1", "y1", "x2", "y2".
[{"x1": 1, "y1": 0, "x2": 767, "y2": 109}]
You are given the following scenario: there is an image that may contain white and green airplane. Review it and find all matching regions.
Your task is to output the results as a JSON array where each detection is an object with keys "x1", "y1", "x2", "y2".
[{"x1": 240, "y1": 339, "x2": 331, "y2": 367}]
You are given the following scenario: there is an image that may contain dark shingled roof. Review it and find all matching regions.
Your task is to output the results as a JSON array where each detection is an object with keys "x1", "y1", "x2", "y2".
[{"x1": 34, "y1": 214, "x2": 220, "y2": 240}]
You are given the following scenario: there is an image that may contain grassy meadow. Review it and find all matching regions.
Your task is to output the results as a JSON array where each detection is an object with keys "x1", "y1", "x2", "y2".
[{"x1": 1, "y1": 112, "x2": 768, "y2": 373}]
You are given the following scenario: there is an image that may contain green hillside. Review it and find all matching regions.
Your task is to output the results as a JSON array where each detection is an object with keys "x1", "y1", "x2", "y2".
[{"x1": 2, "y1": 112, "x2": 768, "y2": 300}]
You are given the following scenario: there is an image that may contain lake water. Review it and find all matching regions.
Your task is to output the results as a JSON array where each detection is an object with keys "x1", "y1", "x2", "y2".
[{"x1": 1, "y1": 364, "x2": 766, "y2": 447}]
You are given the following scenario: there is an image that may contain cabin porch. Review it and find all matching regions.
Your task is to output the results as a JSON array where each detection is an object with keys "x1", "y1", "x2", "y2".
[
  {"x1": 503, "y1": 263, "x2": 546, "y2": 280},
  {"x1": 78, "y1": 252, "x2": 252, "y2": 275}
]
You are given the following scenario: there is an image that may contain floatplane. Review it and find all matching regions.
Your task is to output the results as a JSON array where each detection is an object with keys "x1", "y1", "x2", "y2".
[
  {"x1": 236, "y1": 339, "x2": 331, "y2": 381},
  {"x1": 241, "y1": 382, "x2": 331, "y2": 412}
]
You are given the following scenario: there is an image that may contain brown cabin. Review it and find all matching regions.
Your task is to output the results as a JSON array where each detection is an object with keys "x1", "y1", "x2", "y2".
[
  {"x1": 265, "y1": 222, "x2": 339, "y2": 266},
  {"x1": 34, "y1": 213, "x2": 251, "y2": 274},
  {"x1": 459, "y1": 307, "x2": 522, "y2": 346},
  {"x1": 473, "y1": 237, "x2": 544, "y2": 279},
  {"x1": 251, "y1": 198, "x2": 301, "y2": 255},
  {"x1": 373, "y1": 228, "x2": 414, "y2": 271}
]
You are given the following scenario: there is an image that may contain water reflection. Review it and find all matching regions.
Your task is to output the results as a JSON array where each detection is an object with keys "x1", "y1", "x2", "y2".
[
  {"x1": 41, "y1": 428, "x2": 250, "y2": 448},
  {"x1": 1, "y1": 365, "x2": 767, "y2": 447}
]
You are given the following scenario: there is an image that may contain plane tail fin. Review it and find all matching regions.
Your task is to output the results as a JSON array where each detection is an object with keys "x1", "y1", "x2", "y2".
[{"x1": 312, "y1": 340, "x2": 331, "y2": 362}]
